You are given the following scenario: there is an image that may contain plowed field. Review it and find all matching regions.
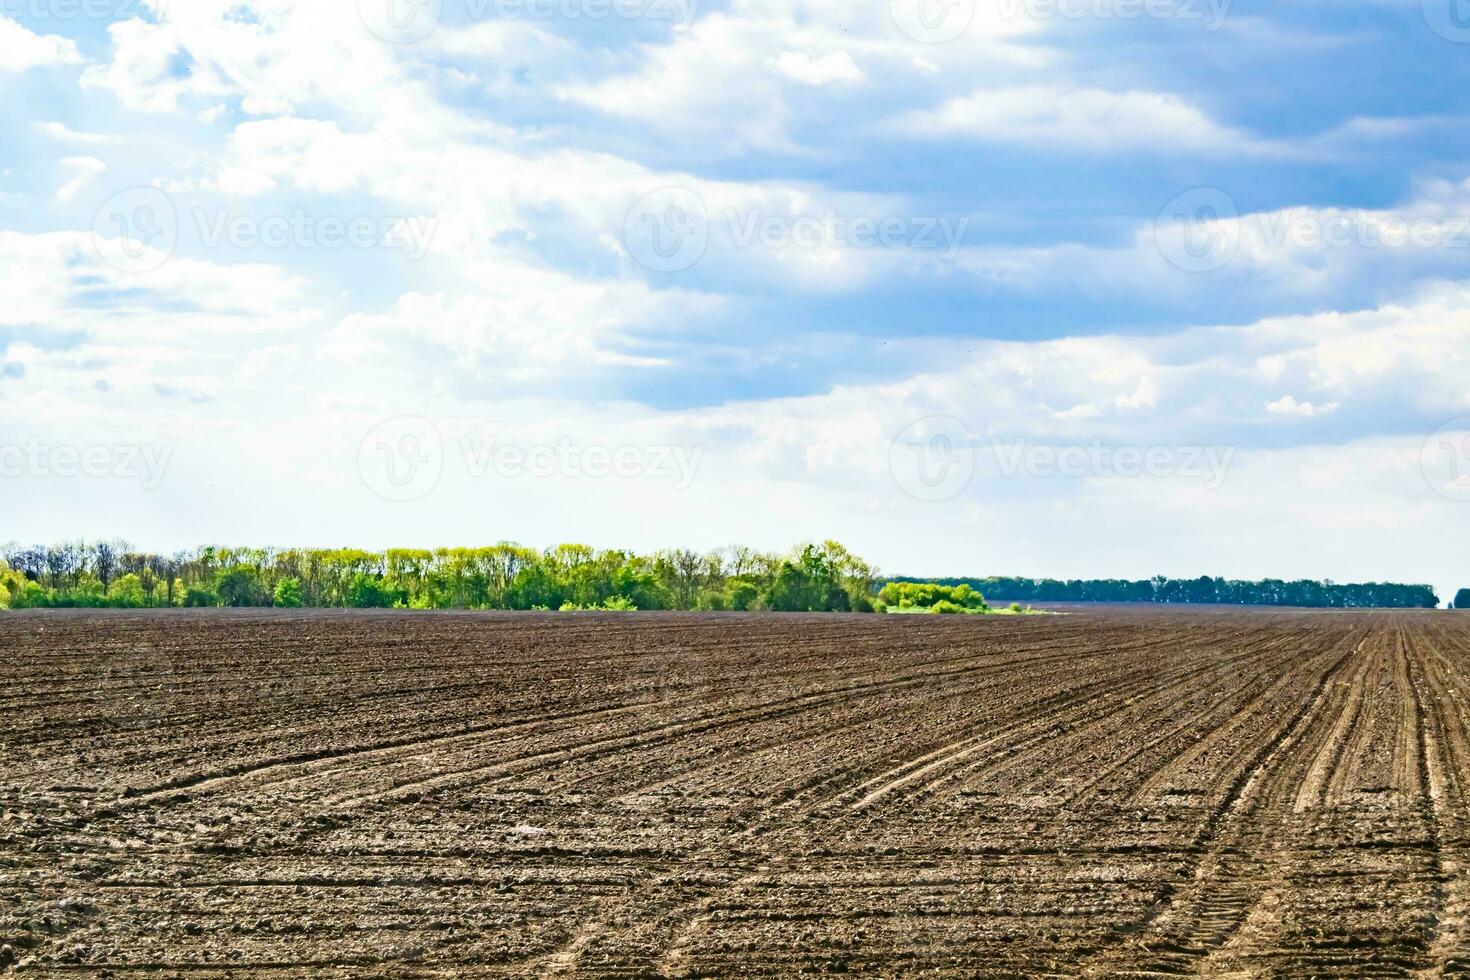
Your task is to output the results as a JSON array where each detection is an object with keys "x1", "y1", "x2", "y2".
[{"x1": 4, "y1": 608, "x2": 1470, "y2": 976}]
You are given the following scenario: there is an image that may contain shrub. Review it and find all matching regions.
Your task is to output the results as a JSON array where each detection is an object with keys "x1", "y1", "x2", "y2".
[
  {"x1": 697, "y1": 589, "x2": 729, "y2": 611},
  {"x1": 107, "y1": 574, "x2": 147, "y2": 608},
  {"x1": 217, "y1": 570, "x2": 270, "y2": 607},
  {"x1": 930, "y1": 600, "x2": 969, "y2": 615},
  {"x1": 877, "y1": 582, "x2": 988, "y2": 612},
  {"x1": 273, "y1": 577, "x2": 305, "y2": 608},
  {"x1": 602, "y1": 595, "x2": 637, "y2": 611},
  {"x1": 0, "y1": 566, "x2": 26, "y2": 609},
  {"x1": 725, "y1": 580, "x2": 759, "y2": 611},
  {"x1": 183, "y1": 588, "x2": 218, "y2": 608},
  {"x1": 346, "y1": 574, "x2": 396, "y2": 609}
]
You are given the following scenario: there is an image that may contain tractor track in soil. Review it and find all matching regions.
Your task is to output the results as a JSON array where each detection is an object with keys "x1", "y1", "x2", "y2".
[{"x1": 3, "y1": 607, "x2": 1468, "y2": 976}]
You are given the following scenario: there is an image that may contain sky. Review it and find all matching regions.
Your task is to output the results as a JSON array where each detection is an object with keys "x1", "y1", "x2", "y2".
[{"x1": 3, "y1": 0, "x2": 1470, "y2": 602}]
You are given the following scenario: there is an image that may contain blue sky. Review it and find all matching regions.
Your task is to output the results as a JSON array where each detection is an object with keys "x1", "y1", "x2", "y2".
[{"x1": 3, "y1": 0, "x2": 1470, "y2": 601}]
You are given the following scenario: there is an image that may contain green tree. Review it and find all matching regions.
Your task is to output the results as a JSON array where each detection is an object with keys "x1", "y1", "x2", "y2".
[
  {"x1": 217, "y1": 569, "x2": 269, "y2": 607},
  {"x1": 274, "y1": 577, "x2": 305, "y2": 608},
  {"x1": 766, "y1": 546, "x2": 850, "y2": 612},
  {"x1": 346, "y1": 574, "x2": 397, "y2": 609},
  {"x1": 724, "y1": 578, "x2": 760, "y2": 611},
  {"x1": 0, "y1": 563, "x2": 27, "y2": 609},
  {"x1": 1455, "y1": 589, "x2": 1470, "y2": 610},
  {"x1": 107, "y1": 573, "x2": 147, "y2": 608}
]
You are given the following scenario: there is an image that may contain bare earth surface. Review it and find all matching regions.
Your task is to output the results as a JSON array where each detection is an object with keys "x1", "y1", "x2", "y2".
[{"x1": 4, "y1": 608, "x2": 1470, "y2": 976}]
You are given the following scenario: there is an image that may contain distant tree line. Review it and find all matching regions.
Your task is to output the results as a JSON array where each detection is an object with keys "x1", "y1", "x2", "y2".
[
  {"x1": 885, "y1": 575, "x2": 1440, "y2": 609},
  {"x1": 0, "y1": 540, "x2": 879, "y2": 613}
]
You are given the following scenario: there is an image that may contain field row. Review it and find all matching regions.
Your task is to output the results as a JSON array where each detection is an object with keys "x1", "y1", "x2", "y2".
[{"x1": 3, "y1": 609, "x2": 1469, "y2": 975}]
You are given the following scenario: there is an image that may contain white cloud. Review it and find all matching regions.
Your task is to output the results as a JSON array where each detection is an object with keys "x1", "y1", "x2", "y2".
[
  {"x1": 54, "y1": 156, "x2": 107, "y2": 203},
  {"x1": 558, "y1": 1, "x2": 1046, "y2": 154},
  {"x1": 768, "y1": 50, "x2": 864, "y2": 86},
  {"x1": 0, "y1": 230, "x2": 315, "y2": 340},
  {"x1": 320, "y1": 259, "x2": 720, "y2": 387},
  {"x1": 1265, "y1": 395, "x2": 1338, "y2": 417},
  {"x1": 80, "y1": 1, "x2": 414, "y2": 118},
  {"x1": 0, "y1": 17, "x2": 83, "y2": 72},
  {"x1": 952, "y1": 177, "x2": 1470, "y2": 306},
  {"x1": 891, "y1": 85, "x2": 1267, "y2": 154},
  {"x1": 34, "y1": 122, "x2": 118, "y2": 144}
]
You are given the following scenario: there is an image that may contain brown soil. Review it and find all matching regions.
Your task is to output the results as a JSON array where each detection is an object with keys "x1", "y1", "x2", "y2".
[{"x1": 3, "y1": 608, "x2": 1469, "y2": 976}]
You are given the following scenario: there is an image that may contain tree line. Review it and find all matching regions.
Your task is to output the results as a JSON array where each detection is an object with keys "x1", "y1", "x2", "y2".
[
  {"x1": 0, "y1": 541, "x2": 1450, "y2": 612},
  {"x1": 886, "y1": 575, "x2": 1441, "y2": 609},
  {"x1": 0, "y1": 540, "x2": 879, "y2": 613}
]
